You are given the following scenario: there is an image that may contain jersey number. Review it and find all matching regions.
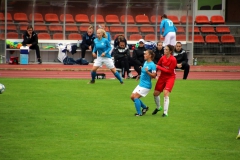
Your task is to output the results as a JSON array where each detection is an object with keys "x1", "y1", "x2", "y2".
[{"x1": 167, "y1": 20, "x2": 173, "y2": 26}]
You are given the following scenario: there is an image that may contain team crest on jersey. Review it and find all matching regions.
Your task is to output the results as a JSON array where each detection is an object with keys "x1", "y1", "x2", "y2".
[{"x1": 101, "y1": 42, "x2": 104, "y2": 45}]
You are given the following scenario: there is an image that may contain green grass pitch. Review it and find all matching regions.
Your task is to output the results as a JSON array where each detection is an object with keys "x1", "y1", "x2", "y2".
[{"x1": 0, "y1": 78, "x2": 240, "y2": 159}]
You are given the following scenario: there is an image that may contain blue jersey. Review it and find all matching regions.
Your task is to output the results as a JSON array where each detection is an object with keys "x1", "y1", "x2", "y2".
[
  {"x1": 92, "y1": 37, "x2": 112, "y2": 58},
  {"x1": 160, "y1": 18, "x2": 177, "y2": 37},
  {"x1": 106, "y1": 32, "x2": 111, "y2": 43},
  {"x1": 139, "y1": 61, "x2": 156, "y2": 89}
]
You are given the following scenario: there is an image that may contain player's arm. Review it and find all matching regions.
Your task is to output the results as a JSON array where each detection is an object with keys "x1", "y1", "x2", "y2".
[
  {"x1": 156, "y1": 58, "x2": 177, "y2": 73},
  {"x1": 104, "y1": 39, "x2": 112, "y2": 55},
  {"x1": 146, "y1": 66, "x2": 157, "y2": 78},
  {"x1": 160, "y1": 20, "x2": 164, "y2": 35}
]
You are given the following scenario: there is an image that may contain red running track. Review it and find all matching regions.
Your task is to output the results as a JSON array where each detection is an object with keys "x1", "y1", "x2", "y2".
[{"x1": 1, "y1": 70, "x2": 240, "y2": 80}]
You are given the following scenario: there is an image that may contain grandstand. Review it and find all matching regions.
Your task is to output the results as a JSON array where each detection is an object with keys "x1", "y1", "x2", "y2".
[{"x1": 0, "y1": 0, "x2": 239, "y2": 64}]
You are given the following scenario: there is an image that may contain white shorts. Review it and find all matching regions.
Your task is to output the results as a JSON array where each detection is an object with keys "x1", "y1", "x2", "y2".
[
  {"x1": 94, "y1": 57, "x2": 115, "y2": 69},
  {"x1": 132, "y1": 85, "x2": 150, "y2": 97},
  {"x1": 164, "y1": 32, "x2": 176, "y2": 46}
]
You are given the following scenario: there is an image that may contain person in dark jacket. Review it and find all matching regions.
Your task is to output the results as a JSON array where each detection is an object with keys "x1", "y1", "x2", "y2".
[
  {"x1": 173, "y1": 42, "x2": 190, "y2": 79},
  {"x1": 114, "y1": 34, "x2": 127, "y2": 48},
  {"x1": 132, "y1": 39, "x2": 146, "y2": 77},
  {"x1": 22, "y1": 25, "x2": 42, "y2": 64},
  {"x1": 153, "y1": 42, "x2": 164, "y2": 64},
  {"x1": 112, "y1": 40, "x2": 131, "y2": 78},
  {"x1": 81, "y1": 25, "x2": 95, "y2": 59}
]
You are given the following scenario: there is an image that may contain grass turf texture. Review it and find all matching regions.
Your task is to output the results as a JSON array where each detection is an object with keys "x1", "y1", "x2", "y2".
[{"x1": 0, "y1": 78, "x2": 240, "y2": 160}]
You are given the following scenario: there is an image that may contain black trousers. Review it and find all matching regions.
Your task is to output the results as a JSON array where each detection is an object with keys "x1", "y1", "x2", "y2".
[
  {"x1": 115, "y1": 57, "x2": 130, "y2": 78},
  {"x1": 177, "y1": 63, "x2": 190, "y2": 79},
  {"x1": 29, "y1": 44, "x2": 41, "y2": 59},
  {"x1": 128, "y1": 57, "x2": 141, "y2": 76},
  {"x1": 81, "y1": 45, "x2": 89, "y2": 58}
]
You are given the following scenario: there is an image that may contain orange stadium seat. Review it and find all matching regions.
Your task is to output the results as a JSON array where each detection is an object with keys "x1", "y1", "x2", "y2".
[
  {"x1": 0, "y1": 33, "x2": 5, "y2": 40},
  {"x1": 176, "y1": 26, "x2": 185, "y2": 34},
  {"x1": 129, "y1": 34, "x2": 142, "y2": 40},
  {"x1": 200, "y1": 25, "x2": 215, "y2": 34},
  {"x1": 210, "y1": 15, "x2": 225, "y2": 24},
  {"x1": 68, "y1": 33, "x2": 82, "y2": 40},
  {"x1": 221, "y1": 34, "x2": 235, "y2": 44},
  {"x1": 180, "y1": 15, "x2": 193, "y2": 24},
  {"x1": 145, "y1": 34, "x2": 156, "y2": 41},
  {"x1": 195, "y1": 15, "x2": 210, "y2": 24},
  {"x1": 7, "y1": 13, "x2": 13, "y2": 21},
  {"x1": 38, "y1": 33, "x2": 51, "y2": 39},
  {"x1": 188, "y1": 26, "x2": 200, "y2": 34},
  {"x1": 0, "y1": 13, "x2": 4, "y2": 21},
  {"x1": 120, "y1": 15, "x2": 135, "y2": 24},
  {"x1": 14, "y1": 13, "x2": 28, "y2": 22},
  {"x1": 192, "y1": 34, "x2": 205, "y2": 53},
  {"x1": 91, "y1": 14, "x2": 104, "y2": 23},
  {"x1": 105, "y1": 15, "x2": 120, "y2": 24},
  {"x1": 193, "y1": 35, "x2": 205, "y2": 43},
  {"x1": 29, "y1": 13, "x2": 44, "y2": 22},
  {"x1": 53, "y1": 33, "x2": 64, "y2": 40},
  {"x1": 34, "y1": 23, "x2": 48, "y2": 32},
  {"x1": 150, "y1": 15, "x2": 161, "y2": 24},
  {"x1": 49, "y1": 24, "x2": 63, "y2": 32},
  {"x1": 60, "y1": 14, "x2": 75, "y2": 23},
  {"x1": 135, "y1": 15, "x2": 150, "y2": 24},
  {"x1": 127, "y1": 26, "x2": 139, "y2": 33},
  {"x1": 45, "y1": 13, "x2": 59, "y2": 23},
  {"x1": 109, "y1": 25, "x2": 124, "y2": 33},
  {"x1": 168, "y1": 15, "x2": 180, "y2": 24},
  {"x1": 0, "y1": 25, "x2": 17, "y2": 31},
  {"x1": 176, "y1": 34, "x2": 186, "y2": 41},
  {"x1": 65, "y1": 24, "x2": 78, "y2": 32},
  {"x1": 19, "y1": 22, "x2": 29, "y2": 31},
  {"x1": 75, "y1": 14, "x2": 89, "y2": 23},
  {"x1": 7, "y1": 32, "x2": 19, "y2": 39},
  {"x1": 205, "y1": 34, "x2": 220, "y2": 44},
  {"x1": 215, "y1": 25, "x2": 230, "y2": 34},
  {"x1": 79, "y1": 23, "x2": 90, "y2": 32},
  {"x1": 140, "y1": 26, "x2": 154, "y2": 33}
]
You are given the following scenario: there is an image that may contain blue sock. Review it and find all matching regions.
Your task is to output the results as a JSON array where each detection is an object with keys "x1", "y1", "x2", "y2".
[
  {"x1": 91, "y1": 71, "x2": 96, "y2": 81},
  {"x1": 134, "y1": 98, "x2": 141, "y2": 115},
  {"x1": 139, "y1": 99, "x2": 147, "y2": 109},
  {"x1": 114, "y1": 71, "x2": 123, "y2": 83}
]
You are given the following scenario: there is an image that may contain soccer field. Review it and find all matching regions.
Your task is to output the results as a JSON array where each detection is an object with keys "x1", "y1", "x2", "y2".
[{"x1": 0, "y1": 78, "x2": 239, "y2": 160}]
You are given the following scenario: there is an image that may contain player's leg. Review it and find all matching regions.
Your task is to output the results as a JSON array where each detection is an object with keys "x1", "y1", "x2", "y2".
[
  {"x1": 106, "y1": 58, "x2": 123, "y2": 84},
  {"x1": 152, "y1": 79, "x2": 165, "y2": 115},
  {"x1": 88, "y1": 58, "x2": 101, "y2": 84},
  {"x1": 164, "y1": 33, "x2": 171, "y2": 46},
  {"x1": 169, "y1": 32, "x2": 176, "y2": 46},
  {"x1": 236, "y1": 127, "x2": 240, "y2": 139}
]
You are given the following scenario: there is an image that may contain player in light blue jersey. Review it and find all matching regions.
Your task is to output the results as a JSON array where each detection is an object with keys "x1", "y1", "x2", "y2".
[
  {"x1": 88, "y1": 28, "x2": 123, "y2": 84},
  {"x1": 99, "y1": 23, "x2": 113, "y2": 55},
  {"x1": 130, "y1": 50, "x2": 157, "y2": 116},
  {"x1": 160, "y1": 14, "x2": 177, "y2": 46}
]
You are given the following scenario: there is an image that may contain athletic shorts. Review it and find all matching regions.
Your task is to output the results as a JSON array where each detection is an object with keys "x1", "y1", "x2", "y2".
[
  {"x1": 155, "y1": 76, "x2": 175, "y2": 92},
  {"x1": 132, "y1": 85, "x2": 150, "y2": 97},
  {"x1": 94, "y1": 57, "x2": 115, "y2": 69},
  {"x1": 164, "y1": 32, "x2": 176, "y2": 46}
]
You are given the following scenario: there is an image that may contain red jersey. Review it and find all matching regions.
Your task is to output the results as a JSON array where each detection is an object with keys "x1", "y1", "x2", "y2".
[{"x1": 157, "y1": 55, "x2": 177, "y2": 77}]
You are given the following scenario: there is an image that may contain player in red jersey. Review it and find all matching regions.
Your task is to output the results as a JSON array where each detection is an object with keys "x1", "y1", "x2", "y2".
[{"x1": 152, "y1": 44, "x2": 177, "y2": 117}]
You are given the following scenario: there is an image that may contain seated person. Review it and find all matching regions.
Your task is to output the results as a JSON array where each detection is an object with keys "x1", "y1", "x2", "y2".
[
  {"x1": 132, "y1": 39, "x2": 146, "y2": 78},
  {"x1": 114, "y1": 34, "x2": 127, "y2": 48},
  {"x1": 153, "y1": 42, "x2": 164, "y2": 64},
  {"x1": 81, "y1": 25, "x2": 95, "y2": 60},
  {"x1": 112, "y1": 40, "x2": 131, "y2": 78},
  {"x1": 173, "y1": 42, "x2": 190, "y2": 79},
  {"x1": 22, "y1": 25, "x2": 42, "y2": 64}
]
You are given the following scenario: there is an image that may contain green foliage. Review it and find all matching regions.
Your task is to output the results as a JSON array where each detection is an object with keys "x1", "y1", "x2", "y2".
[{"x1": 0, "y1": 78, "x2": 240, "y2": 160}]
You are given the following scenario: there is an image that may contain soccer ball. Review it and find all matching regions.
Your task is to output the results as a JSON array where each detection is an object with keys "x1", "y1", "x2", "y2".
[{"x1": 0, "y1": 83, "x2": 5, "y2": 94}]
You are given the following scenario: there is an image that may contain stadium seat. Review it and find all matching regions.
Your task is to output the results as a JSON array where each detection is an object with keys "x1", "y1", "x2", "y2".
[
  {"x1": 60, "y1": 14, "x2": 75, "y2": 23},
  {"x1": 135, "y1": 15, "x2": 150, "y2": 24},
  {"x1": 200, "y1": 5, "x2": 211, "y2": 10},
  {"x1": 29, "y1": 13, "x2": 44, "y2": 22},
  {"x1": 193, "y1": 35, "x2": 205, "y2": 43},
  {"x1": 38, "y1": 33, "x2": 51, "y2": 39},
  {"x1": 1, "y1": 13, "x2": 13, "y2": 22},
  {"x1": 180, "y1": 15, "x2": 193, "y2": 24},
  {"x1": 53, "y1": 33, "x2": 64, "y2": 40},
  {"x1": 200, "y1": 25, "x2": 215, "y2": 34},
  {"x1": 34, "y1": 23, "x2": 48, "y2": 32},
  {"x1": 145, "y1": 34, "x2": 156, "y2": 41},
  {"x1": 215, "y1": 25, "x2": 230, "y2": 34},
  {"x1": 0, "y1": 13, "x2": 4, "y2": 21},
  {"x1": 176, "y1": 34, "x2": 186, "y2": 41},
  {"x1": 120, "y1": 15, "x2": 135, "y2": 24},
  {"x1": 79, "y1": 23, "x2": 90, "y2": 32},
  {"x1": 205, "y1": 34, "x2": 220, "y2": 53},
  {"x1": 150, "y1": 15, "x2": 161, "y2": 24},
  {"x1": 193, "y1": 35, "x2": 205, "y2": 54},
  {"x1": 176, "y1": 26, "x2": 185, "y2": 34},
  {"x1": 68, "y1": 33, "x2": 82, "y2": 40},
  {"x1": 221, "y1": 34, "x2": 235, "y2": 44},
  {"x1": 14, "y1": 13, "x2": 28, "y2": 22},
  {"x1": 0, "y1": 25, "x2": 17, "y2": 31},
  {"x1": 127, "y1": 26, "x2": 139, "y2": 33},
  {"x1": 65, "y1": 24, "x2": 78, "y2": 32},
  {"x1": 210, "y1": 15, "x2": 225, "y2": 24},
  {"x1": 105, "y1": 15, "x2": 120, "y2": 24},
  {"x1": 140, "y1": 26, "x2": 154, "y2": 33},
  {"x1": 188, "y1": 26, "x2": 200, "y2": 34},
  {"x1": 0, "y1": 33, "x2": 4, "y2": 40},
  {"x1": 129, "y1": 34, "x2": 142, "y2": 40},
  {"x1": 19, "y1": 22, "x2": 29, "y2": 31},
  {"x1": 168, "y1": 15, "x2": 180, "y2": 24},
  {"x1": 75, "y1": 14, "x2": 89, "y2": 23},
  {"x1": 109, "y1": 25, "x2": 124, "y2": 33},
  {"x1": 91, "y1": 14, "x2": 104, "y2": 23},
  {"x1": 205, "y1": 34, "x2": 220, "y2": 43},
  {"x1": 49, "y1": 24, "x2": 63, "y2": 32},
  {"x1": 45, "y1": 13, "x2": 59, "y2": 23},
  {"x1": 195, "y1": 15, "x2": 210, "y2": 24},
  {"x1": 7, "y1": 32, "x2": 19, "y2": 39}
]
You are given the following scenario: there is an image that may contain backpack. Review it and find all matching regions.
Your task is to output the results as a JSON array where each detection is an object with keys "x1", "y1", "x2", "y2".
[
  {"x1": 75, "y1": 58, "x2": 89, "y2": 65},
  {"x1": 63, "y1": 57, "x2": 76, "y2": 65}
]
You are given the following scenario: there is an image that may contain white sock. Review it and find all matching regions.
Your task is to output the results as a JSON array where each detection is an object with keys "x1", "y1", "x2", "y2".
[
  {"x1": 154, "y1": 96, "x2": 161, "y2": 109},
  {"x1": 164, "y1": 96, "x2": 169, "y2": 115},
  {"x1": 238, "y1": 128, "x2": 240, "y2": 134}
]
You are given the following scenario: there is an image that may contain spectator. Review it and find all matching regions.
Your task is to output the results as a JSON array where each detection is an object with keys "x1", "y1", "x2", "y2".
[
  {"x1": 81, "y1": 25, "x2": 95, "y2": 60},
  {"x1": 132, "y1": 39, "x2": 146, "y2": 78},
  {"x1": 173, "y1": 42, "x2": 190, "y2": 80},
  {"x1": 114, "y1": 34, "x2": 127, "y2": 48},
  {"x1": 153, "y1": 42, "x2": 164, "y2": 64},
  {"x1": 112, "y1": 40, "x2": 131, "y2": 78},
  {"x1": 22, "y1": 25, "x2": 42, "y2": 64}
]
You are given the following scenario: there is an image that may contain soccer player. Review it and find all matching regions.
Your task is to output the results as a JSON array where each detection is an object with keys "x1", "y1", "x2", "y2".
[
  {"x1": 152, "y1": 44, "x2": 177, "y2": 117},
  {"x1": 130, "y1": 50, "x2": 156, "y2": 116},
  {"x1": 236, "y1": 128, "x2": 240, "y2": 139},
  {"x1": 88, "y1": 28, "x2": 123, "y2": 84},
  {"x1": 160, "y1": 14, "x2": 177, "y2": 46}
]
